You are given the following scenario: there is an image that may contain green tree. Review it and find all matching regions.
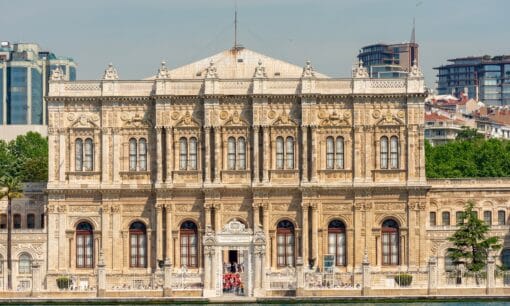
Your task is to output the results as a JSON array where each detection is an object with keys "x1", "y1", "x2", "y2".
[
  {"x1": 0, "y1": 176, "x2": 23, "y2": 290},
  {"x1": 447, "y1": 201, "x2": 501, "y2": 277},
  {"x1": 8, "y1": 132, "x2": 48, "y2": 182},
  {"x1": 456, "y1": 127, "x2": 484, "y2": 141}
]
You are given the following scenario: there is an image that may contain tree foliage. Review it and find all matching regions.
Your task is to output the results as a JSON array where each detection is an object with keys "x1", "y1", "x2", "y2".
[
  {"x1": 456, "y1": 127, "x2": 484, "y2": 141},
  {"x1": 426, "y1": 138, "x2": 510, "y2": 178},
  {"x1": 447, "y1": 201, "x2": 501, "y2": 272},
  {"x1": 0, "y1": 132, "x2": 48, "y2": 182}
]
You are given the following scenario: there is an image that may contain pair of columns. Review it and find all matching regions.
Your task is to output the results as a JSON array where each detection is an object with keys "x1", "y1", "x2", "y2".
[{"x1": 156, "y1": 204, "x2": 173, "y2": 263}]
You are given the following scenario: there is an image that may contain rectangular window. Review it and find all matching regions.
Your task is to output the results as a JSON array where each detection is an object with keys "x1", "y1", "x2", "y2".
[
  {"x1": 498, "y1": 210, "x2": 506, "y2": 225},
  {"x1": 31, "y1": 68, "x2": 43, "y2": 125},
  {"x1": 442, "y1": 212, "x2": 450, "y2": 226},
  {"x1": 429, "y1": 212, "x2": 436, "y2": 226},
  {"x1": 456, "y1": 211, "x2": 464, "y2": 225},
  {"x1": 484, "y1": 211, "x2": 492, "y2": 225},
  {"x1": 7, "y1": 67, "x2": 28, "y2": 124}
]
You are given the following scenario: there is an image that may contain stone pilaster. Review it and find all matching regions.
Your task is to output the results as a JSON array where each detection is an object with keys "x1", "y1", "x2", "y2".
[
  {"x1": 165, "y1": 127, "x2": 173, "y2": 183},
  {"x1": 301, "y1": 203, "x2": 309, "y2": 267},
  {"x1": 262, "y1": 127, "x2": 270, "y2": 183},
  {"x1": 163, "y1": 257, "x2": 173, "y2": 297},
  {"x1": 156, "y1": 204, "x2": 163, "y2": 262},
  {"x1": 362, "y1": 251, "x2": 371, "y2": 296},
  {"x1": 427, "y1": 256, "x2": 437, "y2": 295},
  {"x1": 165, "y1": 204, "x2": 173, "y2": 263},
  {"x1": 97, "y1": 250, "x2": 106, "y2": 297},
  {"x1": 156, "y1": 127, "x2": 163, "y2": 183},
  {"x1": 253, "y1": 126, "x2": 260, "y2": 183},
  {"x1": 486, "y1": 254, "x2": 495, "y2": 295},
  {"x1": 204, "y1": 127, "x2": 211, "y2": 183}
]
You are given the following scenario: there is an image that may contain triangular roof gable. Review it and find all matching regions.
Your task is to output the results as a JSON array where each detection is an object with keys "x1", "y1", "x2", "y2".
[{"x1": 147, "y1": 48, "x2": 329, "y2": 80}]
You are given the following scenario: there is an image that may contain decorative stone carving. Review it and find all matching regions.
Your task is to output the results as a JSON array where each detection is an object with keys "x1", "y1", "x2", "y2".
[
  {"x1": 103, "y1": 63, "x2": 119, "y2": 80},
  {"x1": 156, "y1": 61, "x2": 170, "y2": 79},
  {"x1": 301, "y1": 60, "x2": 315, "y2": 78},
  {"x1": 352, "y1": 59, "x2": 369, "y2": 78},
  {"x1": 221, "y1": 219, "x2": 250, "y2": 234},
  {"x1": 253, "y1": 59, "x2": 267, "y2": 78},
  {"x1": 408, "y1": 59, "x2": 423, "y2": 78},
  {"x1": 50, "y1": 66, "x2": 64, "y2": 81},
  {"x1": 205, "y1": 59, "x2": 218, "y2": 78},
  {"x1": 121, "y1": 112, "x2": 151, "y2": 127}
]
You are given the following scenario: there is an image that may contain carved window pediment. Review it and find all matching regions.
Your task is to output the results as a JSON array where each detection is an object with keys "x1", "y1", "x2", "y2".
[{"x1": 175, "y1": 111, "x2": 200, "y2": 128}]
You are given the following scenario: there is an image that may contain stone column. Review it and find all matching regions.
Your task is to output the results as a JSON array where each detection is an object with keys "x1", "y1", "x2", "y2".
[
  {"x1": 486, "y1": 254, "x2": 495, "y2": 295},
  {"x1": 203, "y1": 246, "x2": 216, "y2": 297},
  {"x1": 213, "y1": 127, "x2": 222, "y2": 183},
  {"x1": 165, "y1": 127, "x2": 173, "y2": 183},
  {"x1": 262, "y1": 127, "x2": 270, "y2": 183},
  {"x1": 163, "y1": 257, "x2": 173, "y2": 297},
  {"x1": 101, "y1": 128, "x2": 110, "y2": 183},
  {"x1": 262, "y1": 204, "x2": 270, "y2": 269},
  {"x1": 205, "y1": 205, "x2": 212, "y2": 228},
  {"x1": 31, "y1": 261, "x2": 41, "y2": 296},
  {"x1": 112, "y1": 129, "x2": 121, "y2": 183},
  {"x1": 295, "y1": 257, "x2": 305, "y2": 296},
  {"x1": 156, "y1": 205, "x2": 163, "y2": 262},
  {"x1": 204, "y1": 127, "x2": 211, "y2": 183},
  {"x1": 253, "y1": 126, "x2": 260, "y2": 183},
  {"x1": 301, "y1": 203, "x2": 309, "y2": 268},
  {"x1": 97, "y1": 250, "x2": 106, "y2": 297},
  {"x1": 165, "y1": 205, "x2": 173, "y2": 263},
  {"x1": 427, "y1": 256, "x2": 438, "y2": 295},
  {"x1": 310, "y1": 127, "x2": 318, "y2": 182},
  {"x1": 252, "y1": 203, "x2": 260, "y2": 227},
  {"x1": 311, "y1": 204, "x2": 319, "y2": 268},
  {"x1": 301, "y1": 127, "x2": 309, "y2": 182},
  {"x1": 156, "y1": 127, "x2": 163, "y2": 183},
  {"x1": 362, "y1": 251, "x2": 371, "y2": 296}
]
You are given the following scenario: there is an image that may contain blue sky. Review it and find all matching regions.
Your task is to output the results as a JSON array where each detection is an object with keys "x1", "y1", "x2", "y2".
[{"x1": 1, "y1": 0, "x2": 509, "y2": 88}]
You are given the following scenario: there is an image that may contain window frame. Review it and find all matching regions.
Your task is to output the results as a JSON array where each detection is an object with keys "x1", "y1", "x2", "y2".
[
  {"x1": 328, "y1": 220, "x2": 346, "y2": 266},
  {"x1": 276, "y1": 220, "x2": 295, "y2": 267},
  {"x1": 238, "y1": 137, "x2": 246, "y2": 170},
  {"x1": 138, "y1": 138, "x2": 147, "y2": 171},
  {"x1": 76, "y1": 222, "x2": 94, "y2": 268},
  {"x1": 83, "y1": 138, "x2": 94, "y2": 171},
  {"x1": 129, "y1": 221, "x2": 147, "y2": 268},
  {"x1": 381, "y1": 219, "x2": 399, "y2": 266},
  {"x1": 189, "y1": 137, "x2": 198, "y2": 170},
  {"x1": 227, "y1": 137, "x2": 236, "y2": 170},
  {"x1": 129, "y1": 138, "x2": 138, "y2": 171},
  {"x1": 75, "y1": 138, "x2": 83, "y2": 171},
  {"x1": 286, "y1": 136, "x2": 294, "y2": 169},
  {"x1": 27, "y1": 213, "x2": 35, "y2": 229},
  {"x1": 498, "y1": 210, "x2": 506, "y2": 225},
  {"x1": 180, "y1": 221, "x2": 198, "y2": 268},
  {"x1": 179, "y1": 137, "x2": 188, "y2": 170},
  {"x1": 380, "y1": 136, "x2": 388, "y2": 169},
  {"x1": 276, "y1": 136, "x2": 284, "y2": 170},
  {"x1": 442, "y1": 211, "x2": 450, "y2": 226},
  {"x1": 18, "y1": 253, "x2": 32, "y2": 274}
]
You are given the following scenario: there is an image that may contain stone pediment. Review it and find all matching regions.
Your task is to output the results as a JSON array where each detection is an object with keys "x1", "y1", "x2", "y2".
[
  {"x1": 318, "y1": 109, "x2": 351, "y2": 127},
  {"x1": 221, "y1": 110, "x2": 249, "y2": 127},
  {"x1": 221, "y1": 219, "x2": 252, "y2": 235},
  {"x1": 121, "y1": 112, "x2": 152, "y2": 128},
  {"x1": 175, "y1": 111, "x2": 200, "y2": 128},
  {"x1": 373, "y1": 110, "x2": 405, "y2": 126},
  {"x1": 68, "y1": 113, "x2": 100, "y2": 129},
  {"x1": 272, "y1": 111, "x2": 297, "y2": 126}
]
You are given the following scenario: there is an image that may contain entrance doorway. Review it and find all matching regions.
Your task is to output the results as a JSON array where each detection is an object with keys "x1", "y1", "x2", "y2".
[
  {"x1": 228, "y1": 250, "x2": 238, "y2": 269},
  {"x1": 223, "y1": 249, "x2": 246, "y2": 295}
]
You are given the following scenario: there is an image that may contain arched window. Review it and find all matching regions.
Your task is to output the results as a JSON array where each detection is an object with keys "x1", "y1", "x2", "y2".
[
  {"x1": 129, "y1": 138, "x2": 137, "y2": 171},
  {"x1": 326, "y1": 136, "x2": 334, "y2": 169},
  {"x1": 286, "y1": 136, "x2": 294, "y2": 169},
  {"x1": 0, "y1": 214, "x2": 7, "y2": 229},
  {"x1": 501, "y1": 249, "x2": 510, "y2": 269},
  {"x1": 381, "y1": 219, "x2": 399, "y2": 265},
  {"x1": 328, "y1": 220, "x2": 346, "y2": 266},
  {"x1": 130, "y1": 222, "x2": 147, "y2": 268},
  {"x1": 180, "y1": 221, "x2": 198, "y2": 268},
  {"x1": 238, "y1": 137, "x2": 246, "y2": 170},
  {"x1": 13, "y1": 214, "x2": 21, "y2": 229},
  {"x1": 336, "y1": 136, "x2": 344, "y2": 169},
  {"x1": 277, "y1": 220, "x2": 295, "y2": 267},
  {"x1": 75, "y1": 138, "x2": 83, "y2": 171},
  {"x1": 445, "y1": 254, "x2": 456, "y2": 272},
  {"x1": 380, "y1": 136, "x2": 388, "y2": 169},
  {"x1": 27, "y1": 214, "x2": 35, "y2": 229},
  {"x1": 189, "y1": 137, "x2": 198, "y2": 170},
  {"x1": 442, "y1": 212, "x2": 450, "y2": 226},
  {"x1": 276, "y1": 137, "x2": 284, "y2": 169},
  {"x1": 228, "y1": 137, "x2": 236, "y2": 170},
  {"x1": 76, "y1": 222, "x2": 94, "y2": 268},
  {"x1": 390, "y1": 136, "x2": 399, "y2": 169},
  {"x1": 179, "y1": 138, "x2": 188, "y2": 170},
  {"x1": 84, "y1": 138, "x2": 94, "y2": 171},
  {"x1": 139, "y1": 138, "x2": 147, "y2": 171},
  {"x1": 18, "y1": 253, "x2": 32, "y2": 274}
]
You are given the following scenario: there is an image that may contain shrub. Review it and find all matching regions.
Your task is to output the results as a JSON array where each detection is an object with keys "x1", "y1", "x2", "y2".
[
  {"x1": 56, "y1": 276, "x2": 71, "y2": 289},
  {"x1": 394, "y1": 273, "x2": 412, "y2": 287}
]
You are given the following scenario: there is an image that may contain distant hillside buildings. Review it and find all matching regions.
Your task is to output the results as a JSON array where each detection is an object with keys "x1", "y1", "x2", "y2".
[
  {"x1": 0, "y1": 42, "x2": 76, "y2": 141},
  {"x1": 357, "y1": 42, "x2": 419, "y2": 78}
]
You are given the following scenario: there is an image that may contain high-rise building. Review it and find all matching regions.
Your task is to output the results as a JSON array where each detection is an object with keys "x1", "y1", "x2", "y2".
[
  {"x1": 434, "y1": 55, "x2": 510, "y2": 106},
  {"x1": 357, "y1": 42, "x2": 419, "y2": 78},
  {"x1": 0, "y1": 42, "x2": 76, "y2": 140}
]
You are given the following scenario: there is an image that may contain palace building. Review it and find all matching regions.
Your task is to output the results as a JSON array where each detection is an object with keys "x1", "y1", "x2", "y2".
[{"x1": 34, "y1": 47, "x2": 510, "y2": 297}]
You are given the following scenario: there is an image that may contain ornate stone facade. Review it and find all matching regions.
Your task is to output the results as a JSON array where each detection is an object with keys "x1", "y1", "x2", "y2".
[{"x1": 39, "y1": 48, "x2": 510, "y2": 297}]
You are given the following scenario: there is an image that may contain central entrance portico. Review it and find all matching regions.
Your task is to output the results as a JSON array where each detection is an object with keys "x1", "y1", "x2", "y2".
[{"x1": 203, "y1": 219, "x2": 266, "y2": 297}]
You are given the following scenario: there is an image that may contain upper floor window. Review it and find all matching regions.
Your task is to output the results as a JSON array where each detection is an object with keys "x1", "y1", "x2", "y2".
[
  {"x1": 380, "y1": 136, "x2": 399, "y2": 169},
  {"x1": 75, "y1": 138, "x2": 94, "y2": 171},
  {"x1": 456, "y1": 211, "x2": 464, "y2": 225},
  {"x1": 0, "y1": 214, "x2": 6, "y2": 229},
  {"x1": 179, "y1": 137, "x2": 198, "y2": 171},
  {"x1": 129, "y1": 138, "x2": 148, "y2": 171},
  {"x1": 13, "y1": 214, "x2": 21, "y2": 229},
  {"x1": 326, "y1": 136, "x2": 345, "y2": 169},
  {"x1": 442, "y1": 212, "x2": 450, "y2": 226},
  {"x1": 484, "y1": 211, "x2": 492, "y2": 225},
  {"x1": 227, "y1": 136, "x2": 247, "y2": 170},
  {"x1": 429, "y1": 212, "x2": 436, "y2": 226},
  {"x1": 27, "y1": 214, "x2": 35, "y2": 229},
  {"x1": 498, "y1": 210, "x2": 506, "y2": 225},
  {"x1": 276, "y1": 136, "x2": 295, "y2": 170}
]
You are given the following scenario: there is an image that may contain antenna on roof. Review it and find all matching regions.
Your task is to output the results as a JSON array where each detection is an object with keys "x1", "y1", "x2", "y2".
[
  {"x1": 232, "y1": 1, "x2": 243, "y2": 51},
  {"x1": 410, "y1": 17, "x2": 416, "y2": 44}
]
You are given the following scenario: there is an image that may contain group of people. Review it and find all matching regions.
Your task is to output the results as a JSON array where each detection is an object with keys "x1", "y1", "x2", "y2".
[{"x1": 222, "y1": 272, "x2": 244, "y2": 295}]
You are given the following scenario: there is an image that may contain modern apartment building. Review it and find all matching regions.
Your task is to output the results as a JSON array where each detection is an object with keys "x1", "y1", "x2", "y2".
[
  {"x1": 357, "y1": 42, "x2": 419, "y2": 78},
  {"x1": 0, "y1": 42, "x2": 76, "y2": 140},
  {"x1": 434, "y1": 55, "x2": 510, "y2": 106}
]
